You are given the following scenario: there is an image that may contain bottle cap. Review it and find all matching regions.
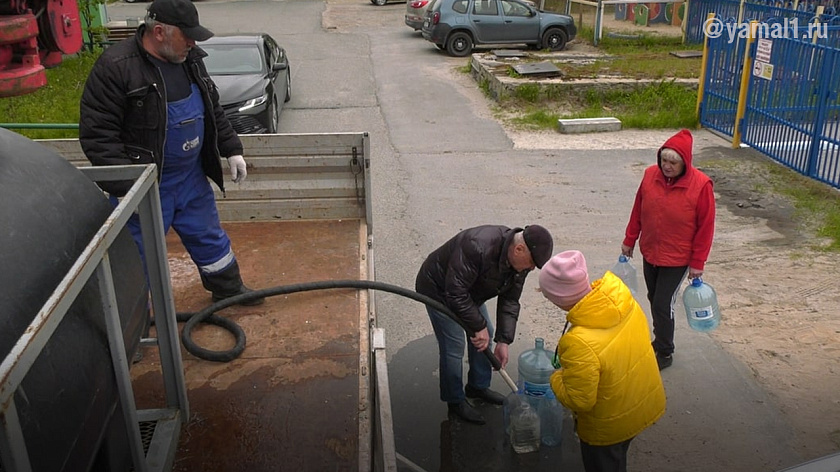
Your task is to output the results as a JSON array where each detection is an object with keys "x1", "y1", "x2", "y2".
[
  {"x1": 618, "y1": 254, "x2": 628, "y2": 263},
  {"x1": 691, "y1": 277, "x2": 703, "y2": 287}
]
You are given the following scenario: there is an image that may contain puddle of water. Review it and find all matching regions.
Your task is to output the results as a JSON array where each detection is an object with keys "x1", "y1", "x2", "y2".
[{"x1": 389, "y1": 335, "x2": 585, "y2": 471}]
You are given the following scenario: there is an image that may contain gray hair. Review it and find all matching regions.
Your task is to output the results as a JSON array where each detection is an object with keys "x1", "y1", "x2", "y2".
[
  {"x1": 143, "y1": 15, "x2": 178, "y2": 36},
  {"x1": 513, "y1": 231, "x2": 525, "y2": 246},
  {"x1": 660, "y1": 148, "x2": 683, "y2": 162}
]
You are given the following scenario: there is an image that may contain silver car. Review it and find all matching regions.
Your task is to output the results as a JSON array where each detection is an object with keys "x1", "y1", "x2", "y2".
[
  {"x1": 421, "y1": 0, "x2": 576, "y2": 56},
  {"x1": 406, "y1": 0, "x2": 433, "y2": 30}
]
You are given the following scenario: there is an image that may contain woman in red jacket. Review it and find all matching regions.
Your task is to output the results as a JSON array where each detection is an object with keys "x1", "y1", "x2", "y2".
[{"x1": 621, "y1": 129, "x2": 716, "y2": 370}]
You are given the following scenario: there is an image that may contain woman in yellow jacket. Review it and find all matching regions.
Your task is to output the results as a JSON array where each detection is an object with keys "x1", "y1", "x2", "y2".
[{"x1": 539, "y1": 250, "x2": 666, "y2": 472}]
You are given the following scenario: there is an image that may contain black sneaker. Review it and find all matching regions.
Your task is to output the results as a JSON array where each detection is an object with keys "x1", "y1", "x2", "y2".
[
  {"x1": 656, "y1": 352, "x2": 673, "y2": 370},
  {"x1": 212, "y1": 285, "x2": 265, "y2": 306},
  {"x1": 465, "y1": 385, "x2": 506, "y2": 405},
  {"x1": 448, "y1": 402, "x2": 486, "y2": 425}
]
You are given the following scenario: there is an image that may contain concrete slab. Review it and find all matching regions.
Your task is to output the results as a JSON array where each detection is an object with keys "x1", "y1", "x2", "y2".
[
  {"x1": 671, "y1": 50, "x2": 704, "y2": 58},
  {"x1": 558, "y1": 117, "x2": 622, "y2": 133}
]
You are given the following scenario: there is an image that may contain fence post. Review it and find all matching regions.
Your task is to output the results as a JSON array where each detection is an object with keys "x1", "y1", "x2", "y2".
[
  {"x1": 594, "y1": 0, "x2": 603, "y2": 45},
  {"x1": 806, "y1": 47, "x2": 836, "y2": 179},
  {"x1": 696, "y1": 12, "x2": 716, "y2": 121},
  {"x1": 732, "y1": 20, "x2": 758, "y2": 148}
]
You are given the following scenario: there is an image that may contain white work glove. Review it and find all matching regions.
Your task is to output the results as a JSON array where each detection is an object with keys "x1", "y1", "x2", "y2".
[{"x1": 227, "y1": 155, "x2": 247, "y2": 183}]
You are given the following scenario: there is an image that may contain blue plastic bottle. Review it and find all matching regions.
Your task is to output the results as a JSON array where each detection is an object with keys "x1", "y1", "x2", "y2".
[
  {"x1": 517, "y1": 338, "x2": 563, "y2": 446},
  {"x1": 611, "y1": 254, "x2": 639, "y2": 296},
  {"x1": 683, "y1": 277, "x2": 721, "y2": 332}
]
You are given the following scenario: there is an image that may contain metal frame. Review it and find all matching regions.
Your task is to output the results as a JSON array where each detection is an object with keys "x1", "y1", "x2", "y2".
[{"x1": 0, "y1": 164, "x2": 188, "y2": 472}]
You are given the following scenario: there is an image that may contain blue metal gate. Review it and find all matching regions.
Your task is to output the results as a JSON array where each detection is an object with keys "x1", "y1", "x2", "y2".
[
  {"x1": 741, "y1": 37, "x2": 840, "y2": 187},
  {"x1": 699, "y1": 24, "x2": 840, "y2": 188},
  {"x1": 699, "y1": 29, "x2": 747, "y2": 137}
]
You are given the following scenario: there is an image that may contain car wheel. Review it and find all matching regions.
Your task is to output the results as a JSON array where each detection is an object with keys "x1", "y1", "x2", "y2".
[
  {"x1": 268, "y1": 95, "x2": 279, "y2": 134},
  {"x1": 542, "y1": 28, "x2": 568, "y2": 51},
  {"x1": 284, "y1": 68, "x2": 291, "y2": 103},
  {"x1": 446, "y1": 31, "x2": 473, "y2": 57},
  {"x1": 371, "y1": 0, "x2": 388, "y2": 5}
]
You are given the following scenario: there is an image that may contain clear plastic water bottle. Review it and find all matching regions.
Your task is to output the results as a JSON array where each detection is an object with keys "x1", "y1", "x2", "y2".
[
  {"x1": 611, "y1": 254, "x2": 639, "y2": 296},
  {"x1": 518, "y1": 338, "x2": 561, "y2": 446},
  {"x1": 683, "y1": 277, "x2": 721, "y2": 332},
  {"x1": 509, "y1": 396, "x2": 540, "y2": 453}
]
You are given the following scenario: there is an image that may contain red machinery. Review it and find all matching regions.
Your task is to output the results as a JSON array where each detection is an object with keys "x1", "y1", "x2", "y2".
[{"x1": 0, "y1": 0, "x2": 83, "y2": 97}]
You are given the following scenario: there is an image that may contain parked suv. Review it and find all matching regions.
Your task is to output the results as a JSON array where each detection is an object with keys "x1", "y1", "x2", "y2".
[{"x1": 421, "y1": 0, "x2": 576, "y2": 56}]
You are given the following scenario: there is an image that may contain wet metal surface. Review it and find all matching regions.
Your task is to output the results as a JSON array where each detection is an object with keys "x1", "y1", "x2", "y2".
[{"x1": 132, "y1": 220, "x2": 363, "y2": 471}]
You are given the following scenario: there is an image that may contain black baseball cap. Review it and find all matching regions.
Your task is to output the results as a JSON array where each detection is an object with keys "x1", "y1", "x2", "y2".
[
  {"x1": 522, "y1": 225, "x2": 554, "y2": 269},
  {"x1": 147, "y1": 0, "x2": 214, "y2": 41}
]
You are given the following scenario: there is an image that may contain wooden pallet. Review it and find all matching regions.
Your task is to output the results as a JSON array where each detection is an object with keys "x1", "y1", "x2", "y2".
[{"x1": 104, "y1": 21, "x2": 141, "y2": 43}]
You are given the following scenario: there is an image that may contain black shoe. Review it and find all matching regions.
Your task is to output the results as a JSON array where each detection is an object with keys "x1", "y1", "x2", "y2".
[
  {"x1": 448, "y1": 402, "x2": 486, "y2": 425},
  {"x1": 656, "y1": 352, "x2": 673, "y2": 370},
  {"x1": 465, "y1": 385, "x2": 506, "y2": 405},
  {"x1": 212, "y1": 285, "x2": 265, "y2": 306}
]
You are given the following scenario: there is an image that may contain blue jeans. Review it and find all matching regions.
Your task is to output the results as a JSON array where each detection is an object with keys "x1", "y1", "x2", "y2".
[{"x1": 427, "y1": 304, "x2": 494, "y2": 403}]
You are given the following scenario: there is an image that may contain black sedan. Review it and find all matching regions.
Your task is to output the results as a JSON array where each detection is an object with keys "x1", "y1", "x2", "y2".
[{"x1": 199, "y1": 33, "x2": 291, "y2": 134}]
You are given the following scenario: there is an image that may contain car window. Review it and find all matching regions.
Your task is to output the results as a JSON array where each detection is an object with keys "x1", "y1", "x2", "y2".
[
  {"x1": 265, "y1": 35, "x2": 281, "y2": 64},
  {"x1": 452, "y1": 0, "x2": 467, "y2": 13},
  {"x1": 263, "y1": 42, "x2": 272, "y2": 69},
  {"x1": 202, "y1": 44, "x2": 265, "y2": 75},
  {"x1": 501, "y1": 0, "x2": 530, "y2": 16},
  {"x1": 473, "y1": 0, "x2": 498, "y2": 15}
]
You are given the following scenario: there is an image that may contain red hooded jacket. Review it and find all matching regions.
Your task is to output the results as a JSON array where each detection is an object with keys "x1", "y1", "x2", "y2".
[{"x1": 623, "y1": 129, "x2": 716, "y2": 270}]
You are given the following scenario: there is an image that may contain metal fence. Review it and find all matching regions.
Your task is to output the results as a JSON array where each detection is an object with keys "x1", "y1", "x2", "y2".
[
  {"x1": 686, "y1": 0, "x2": 840, "y2": 43},
  {"x1": 698, "y1": 18, "x2": 840, "y2": 188}
]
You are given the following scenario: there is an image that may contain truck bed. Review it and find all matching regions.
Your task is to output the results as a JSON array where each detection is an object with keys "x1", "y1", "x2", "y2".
[
  {"x1": 131, "y1": 219, "x2": 366, "y2": 471},
  {"x1": 27, "y1": 132, "x2": 394, "y2": 472}
]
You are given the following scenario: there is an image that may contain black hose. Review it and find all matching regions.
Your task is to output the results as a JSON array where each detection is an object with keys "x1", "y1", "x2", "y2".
[{"x1": 178, "y1": 280, "x2": 503, "y2": 370}]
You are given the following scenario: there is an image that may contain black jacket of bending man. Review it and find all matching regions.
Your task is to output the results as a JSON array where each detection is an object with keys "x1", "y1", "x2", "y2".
[
  {"x1": 79, "y1": 25, "x2": 242, "y2": 197},
  {"x1": 415, "y1": 225, "x2": 531, "y2": 345}
]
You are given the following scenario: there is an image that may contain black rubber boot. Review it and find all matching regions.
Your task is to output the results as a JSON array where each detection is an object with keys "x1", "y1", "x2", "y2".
[{"x1": 200, "y1": 260, "x2": 265, "y2": 306}]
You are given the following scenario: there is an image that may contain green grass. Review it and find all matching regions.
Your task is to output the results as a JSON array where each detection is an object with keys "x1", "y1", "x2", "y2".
[
  {"x1": 567, "y1": 81, "x2": 698, "y2": 128},
  {"x1": 766, "y1": 164, "x2": 840, "y2": 250},
  {"x1": 508, "y1": 80, "x2": 698, "y2": 130},
  {"x1": 0, "y1": 50, "x2": 101, "y2": 139}
]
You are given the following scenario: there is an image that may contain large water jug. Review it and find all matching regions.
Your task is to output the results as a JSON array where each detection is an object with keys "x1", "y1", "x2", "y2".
[
  {"x1": 518, "y1": 338, "x2": 562, "y2": 446},
  {"x1": 508, "y1": 394, "x2": 540, "y2": 453},
  {"x1": 611, "y1": 254, "x2": 639, "y2": 296},
  {"x1": 518, "y1": 338, "x2": 555, "y2": 397},
  {"x1": 683, "y1": 277, "x2": 721, "y2": 332}
]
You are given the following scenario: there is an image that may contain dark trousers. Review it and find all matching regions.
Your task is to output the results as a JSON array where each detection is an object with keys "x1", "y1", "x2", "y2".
[
  {"x1": 642, "y1": 260, "x2": 687, "y2": 356},
  {"x1": 580, "y1": 437, "x2": 634, "y2": 472}
]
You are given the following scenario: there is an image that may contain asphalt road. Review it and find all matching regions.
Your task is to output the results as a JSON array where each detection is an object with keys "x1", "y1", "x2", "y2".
[{"x1": 105, "y1": 1, "x2": 811, "y2": 470}]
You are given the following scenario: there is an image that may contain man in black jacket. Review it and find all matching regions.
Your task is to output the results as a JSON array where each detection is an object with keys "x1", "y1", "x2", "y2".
[
  {"x1": 416, "y1": 224, "x2": 553, "y2": 424},
  {"x1": 79, "y1": 0, "x2": 262, "y2": 305}
]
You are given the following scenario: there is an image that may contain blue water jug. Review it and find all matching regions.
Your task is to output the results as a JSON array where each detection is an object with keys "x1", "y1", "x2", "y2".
[
  {"x1": 518, "y1": 338, "x2": 563, "y2": 446},
  {"x1": 517, "y1": 338, "x2": 555, "y2": 398},
  {"x1": 611, "y1": 254, "x2": 639, "y2": 296},
  {"x1": 683, "y1": 277, "x2": 721, "y2": 332}
]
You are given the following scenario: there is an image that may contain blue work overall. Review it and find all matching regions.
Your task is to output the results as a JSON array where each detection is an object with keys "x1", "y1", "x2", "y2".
[{"x1": 117, "y1": 84, "x2": 237, "y2": 292}]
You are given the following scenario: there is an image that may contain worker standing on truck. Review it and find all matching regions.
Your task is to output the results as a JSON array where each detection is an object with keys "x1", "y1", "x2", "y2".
[
  {"x1": 415, "y1": 224, "x2": 554, "y2": 424},
  {"x1": 79, "y1": 0, "x2": 263, "y2": 306}
]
